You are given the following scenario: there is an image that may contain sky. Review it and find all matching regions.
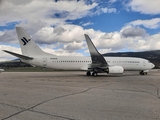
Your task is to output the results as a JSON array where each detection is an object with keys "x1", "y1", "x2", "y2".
[{"x1": 0, "y1": 0, "x2": 160, "y2": 61}]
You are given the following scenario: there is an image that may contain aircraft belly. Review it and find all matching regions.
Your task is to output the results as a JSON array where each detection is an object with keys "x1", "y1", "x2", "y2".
[
  {"x1": 49, "y1": 62, "x2": 86, "y2": 70},
  {"x1": 117, "y1": 64, "x2": 141, "y2": 71}
]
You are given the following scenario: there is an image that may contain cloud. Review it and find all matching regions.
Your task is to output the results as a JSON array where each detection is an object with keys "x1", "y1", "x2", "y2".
[
  {"x1": 0, "y1": 43, "x2": 84, "y2": 62},
  {"x1": 127, "y1": 0, "x2": 160, "y2": 15},
  {"x1": 101, "y1": 7, "x2": 117, "y2": 13},
  {"x1": 109, "y1": 0, "x2": 117, "y2": 3},
  {"x1": 95, "y1": 7, "x2": 117, "y2": 15},
  {"x1": 0, "y1": 31, "x2": 4, "y2": 36},
  {"x1": 1, "y1": 0, "x2": 160, "y2": 61},
  {"x1": 126, "y1": 33, "x2": 160, "y2": 51},
  {"x1": 0, "y1": 0, "x2": 97, "y2": 26},
  {"x1": 1, "y1": 24, "x2": 160, "y2": 61},
  {"x1": 98, "y1": 49, "x2": 113, "y2": 54},
  {"x1": 54, "y1": 26, "x2": 66, "y2": 35},
  {"x1": 32, "y1": 25, "x2": 85, "y2": 44},
  {"x1": 63, "y1": 41, "x2": 85, "y2": 51},
  {"x1": 0, "y1": 29, "x2": 18, "y2": 43},
  {"x1": 128, "y1": 18, "x2": 160, "y2": 29},
  {"x1": 82, "y1": 22, "x2": 94, "y2": 26},
  {"x1": 0, "y1": 45, "x2": 21, "y2": 61},
  {"x1": 36, "y1": 24, "x2": 160, "y2": 52},
  {"x1": 97, "y1": 32, "x2": 125, "y2": 50},
  {"x1": 43, "y1": 48, "x2": 83, "y2": 57},
  {"x1": 122, "y1": 27, "x2": 147, "y2": 38}
]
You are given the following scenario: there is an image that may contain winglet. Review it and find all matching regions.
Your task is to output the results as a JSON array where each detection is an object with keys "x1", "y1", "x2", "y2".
[{"x1": 84, "y1": 34, "x2": 108, "y2": 65}]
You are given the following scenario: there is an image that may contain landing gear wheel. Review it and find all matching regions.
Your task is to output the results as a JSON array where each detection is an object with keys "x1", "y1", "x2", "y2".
[
  {"x1": 92, "y1": 72, "x2": 98, "y2": 77},
  {"x1": 86, "y1": 71, "x2": 91, "y2": 76},
  {"x1": 139, "y1": 71, "x2": 147, "y2": 75},
  {"x1": 144, "y1": 72, "x2": 147, "y2": 75},
  {"x1": 139, "y1": 71, "x2": 144, "y2": 75}
]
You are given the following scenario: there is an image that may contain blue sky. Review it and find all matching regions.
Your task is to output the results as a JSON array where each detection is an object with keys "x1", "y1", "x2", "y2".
[{"x1": 0, "y1": 0, "x2": 160, "y2": 61}]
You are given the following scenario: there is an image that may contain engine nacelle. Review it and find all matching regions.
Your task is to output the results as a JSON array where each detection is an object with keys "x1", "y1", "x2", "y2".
[{"x1": 105, "y1": 66, "x2": 124, "y2": 74}]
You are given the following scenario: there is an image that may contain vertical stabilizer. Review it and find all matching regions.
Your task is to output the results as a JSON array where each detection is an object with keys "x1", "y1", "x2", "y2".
[{"x1": 16, "y1": 27, "x2": 44, "y2": 56}]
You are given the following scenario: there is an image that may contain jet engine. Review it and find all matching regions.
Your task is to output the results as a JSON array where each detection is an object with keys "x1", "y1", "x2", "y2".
[{"x1": 104, "y1": 66, "x2": 124, "y2": 74}]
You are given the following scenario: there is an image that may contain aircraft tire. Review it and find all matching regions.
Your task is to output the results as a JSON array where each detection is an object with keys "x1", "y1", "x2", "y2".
[
  {"x1": 86, "y1": 71, "x2": 91, "y2": 76},
  {"x1": 92, "y1": 72, "x2": 98, "y2": 77},
  {"x1": 139, "y1": 71, "x2": 147, "y2": 75}
]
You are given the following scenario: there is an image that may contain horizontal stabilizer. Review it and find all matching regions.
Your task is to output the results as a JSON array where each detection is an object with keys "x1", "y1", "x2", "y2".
[{"x1": 3, "y1": 50, "x2": 33, "y2": 60}]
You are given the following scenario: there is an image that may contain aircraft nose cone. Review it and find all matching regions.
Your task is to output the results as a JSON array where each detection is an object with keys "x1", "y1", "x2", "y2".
[{"x1": 152, "y1": 63, "x2": 155, "y2": 68}]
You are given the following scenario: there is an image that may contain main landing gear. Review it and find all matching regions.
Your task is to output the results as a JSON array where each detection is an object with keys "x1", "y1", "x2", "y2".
[
  {"x1": 139, "y1": 71, "x2": 148, "y2": 75},
  {"x1": 86, "y1": 71, "x2": 91, "y2": 76},
  {"x1": 86, "y1": 71, "x2": 98, "y2": 77}
]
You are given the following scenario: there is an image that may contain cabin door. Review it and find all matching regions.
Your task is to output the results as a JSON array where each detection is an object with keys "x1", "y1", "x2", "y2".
[
  {"x1": 143, "y1": 60, "x2": 146, "y2": 66},
  {"x1": 43, "y1": 58, "x2": 47, "y2": 67}
]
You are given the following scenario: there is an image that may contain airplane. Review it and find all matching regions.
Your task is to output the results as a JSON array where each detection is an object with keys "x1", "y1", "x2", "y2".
[
  {"x1": 0, "y1": 69, "x2": 4, "y2": 73},
  {"x1": 3, "y1": 27, "x2": 155, "y2": 76}
]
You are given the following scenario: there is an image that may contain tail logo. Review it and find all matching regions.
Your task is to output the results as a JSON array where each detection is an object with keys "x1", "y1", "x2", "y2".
[{"x1": 21, "y1": 37, "x2": 31, "y2": 45}]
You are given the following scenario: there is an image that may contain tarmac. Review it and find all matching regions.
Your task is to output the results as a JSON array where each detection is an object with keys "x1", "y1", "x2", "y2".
[{"x1": 0, "y1": 71, "x2": 160, "y2": 120}]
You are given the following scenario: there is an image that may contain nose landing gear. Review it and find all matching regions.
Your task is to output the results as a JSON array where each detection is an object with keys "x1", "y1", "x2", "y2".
[{"x1": 139, "y1": 71, "x2": 148, "y2": 75}]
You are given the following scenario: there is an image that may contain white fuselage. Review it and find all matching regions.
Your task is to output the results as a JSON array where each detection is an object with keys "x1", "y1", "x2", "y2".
[{"x1": 21, "y1": 55, "x2": 155, "y2": 71}]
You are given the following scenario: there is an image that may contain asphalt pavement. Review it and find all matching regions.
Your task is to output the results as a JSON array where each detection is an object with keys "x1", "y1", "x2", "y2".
[{"x1": 0, "y1": 71, "x2": 160, "y2": 120}]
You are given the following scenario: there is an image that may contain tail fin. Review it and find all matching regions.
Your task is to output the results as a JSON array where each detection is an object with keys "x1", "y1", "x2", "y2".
[{"x1": 16, "y1": 27, "x2": 45, "y2": 56}]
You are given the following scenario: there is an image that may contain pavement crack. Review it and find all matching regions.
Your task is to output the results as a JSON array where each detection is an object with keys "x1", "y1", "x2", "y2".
[
  {"x1": 29, "y1": 84, "x2": 109, "y2": 110},
  {"x1": 29, "y1": 110, "x2": 77, "y2": 120},
  {"x1": 1, "y1": 88, "x2": 90, "y2": 120},
  {"x1": 1, "y1": 84, "x2": 109, "y2": 120},
  {"x1": 133, "y1": 83, "x2": 160, "y2": 99},
  {"x1": 29, "y1": 88, "x2": 91, "y2": 110},
  {"x1": 147, "y1": 83, "x2": 160, "y2": 99},
  {"x1": 157, "y1": 88, "x2": 160, "y2": 98},
  {"x1": 1, "y1": 110, "x2": 26, "y2": 120},
  {"x1": 0, "y1": 102, "x2": 24, "y2": 111}
]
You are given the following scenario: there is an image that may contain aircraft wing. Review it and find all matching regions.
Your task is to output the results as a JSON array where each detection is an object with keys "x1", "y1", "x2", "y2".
[
  {"x1": 3, "y1": 50, "x2": 33, "y2": 60},
  {"x1": 84, "y1": 34, "x2": 108, "y2": 69}
]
